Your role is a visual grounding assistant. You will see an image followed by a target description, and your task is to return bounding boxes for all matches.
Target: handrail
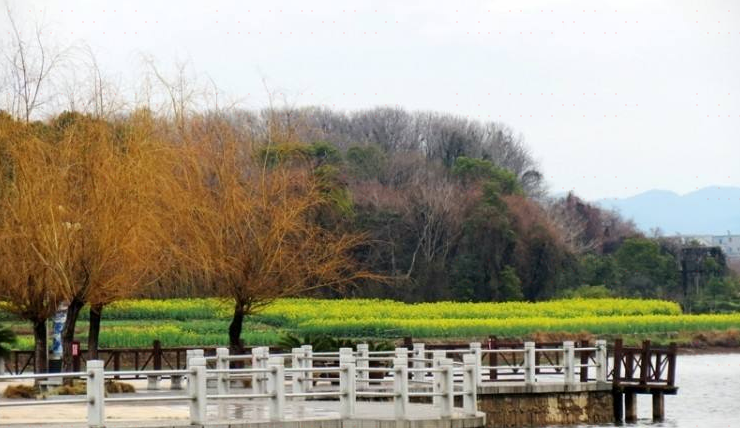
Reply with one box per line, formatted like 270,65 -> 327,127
0,339 -> 653,427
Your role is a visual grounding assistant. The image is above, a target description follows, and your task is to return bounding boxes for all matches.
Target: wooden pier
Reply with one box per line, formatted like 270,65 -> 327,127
611,339 -> 678,423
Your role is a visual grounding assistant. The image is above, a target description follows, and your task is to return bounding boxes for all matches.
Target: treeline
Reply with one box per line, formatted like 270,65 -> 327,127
2,106 -> 739,376
239,108 -> 739,307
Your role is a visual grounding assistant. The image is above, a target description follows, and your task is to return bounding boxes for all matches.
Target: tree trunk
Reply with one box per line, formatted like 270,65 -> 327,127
32,319 -> 47,375
62,297 -> 84,372
87,304 -> 103,360
228,302 -> 245,353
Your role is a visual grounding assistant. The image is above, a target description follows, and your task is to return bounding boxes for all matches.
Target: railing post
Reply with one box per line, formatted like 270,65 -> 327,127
301,345 -> 313,391
291,347 -> 305,398
462,354 -> 478,416
667,343 -> 677,387
86,360 -> 105,428
393,356 -> 409,420
595,340 -> 608,383
267,356 -> 285,421
188,357 -> 207,425
469,342 -> 482,386
613,338 -> 623,386
640,340 -> 651,385
563,341 -> 575,385
412,343 -> 425,384
439,358 -> 454,418
356,343 -> 369,390
216,347 -> 230,394
252,347 -> 266,394
395,346 -> 407,360
432,350 -> 445,406
524,341 -> 536,386
339,347 -> 353,388
488,336 -> 498,381
216,347 -> 229,419
339,347 -> 353,362
340,354 -> 356,418
147,340 -> 162,390
0,356 -> 5,375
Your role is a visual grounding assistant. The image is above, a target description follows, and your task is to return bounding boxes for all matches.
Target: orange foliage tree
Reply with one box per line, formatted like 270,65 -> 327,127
0,112 -> 174,371
0,117 -> 66,373
172,121 -> 374,351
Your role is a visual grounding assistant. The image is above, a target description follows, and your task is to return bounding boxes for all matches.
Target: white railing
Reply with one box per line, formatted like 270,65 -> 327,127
0,346 -> 477,426
0,340 -> 608,427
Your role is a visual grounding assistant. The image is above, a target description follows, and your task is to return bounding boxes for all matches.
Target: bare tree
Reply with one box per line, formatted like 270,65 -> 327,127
2,5 -> 67,121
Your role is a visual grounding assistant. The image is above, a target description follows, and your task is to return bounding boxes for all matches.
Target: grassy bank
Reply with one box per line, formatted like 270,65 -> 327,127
2,298 -> 739,350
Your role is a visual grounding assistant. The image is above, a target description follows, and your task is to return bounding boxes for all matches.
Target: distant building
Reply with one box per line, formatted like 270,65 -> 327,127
673,231 -> 740,259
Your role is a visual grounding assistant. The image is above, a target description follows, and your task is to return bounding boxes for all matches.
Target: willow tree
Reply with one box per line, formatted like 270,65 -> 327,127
174,123 -> 373,351
0,123 -> 65,374
46,114 -> 174,367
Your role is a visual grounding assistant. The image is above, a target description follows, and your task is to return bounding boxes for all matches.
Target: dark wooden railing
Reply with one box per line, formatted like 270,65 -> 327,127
610,338 -> 677,391
2,341 -> 281,375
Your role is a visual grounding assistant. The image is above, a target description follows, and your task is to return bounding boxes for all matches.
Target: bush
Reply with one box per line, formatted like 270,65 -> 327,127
3,384 -> 38,399
106,381 -> 136,394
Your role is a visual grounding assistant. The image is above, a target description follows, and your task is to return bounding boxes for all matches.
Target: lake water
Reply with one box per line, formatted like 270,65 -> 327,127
581,353 -> 740,428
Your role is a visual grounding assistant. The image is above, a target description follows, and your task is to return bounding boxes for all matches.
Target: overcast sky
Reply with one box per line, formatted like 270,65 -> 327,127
4,0 -> 740,200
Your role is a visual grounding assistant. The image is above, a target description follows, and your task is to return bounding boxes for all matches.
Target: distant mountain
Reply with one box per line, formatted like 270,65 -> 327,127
595,187 -> 740,235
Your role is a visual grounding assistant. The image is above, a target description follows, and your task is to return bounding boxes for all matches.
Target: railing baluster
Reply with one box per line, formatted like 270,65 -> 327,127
563,341 -> 575,385
340,354 -> 356,418
412,343 -> 425,384
291,347 -> 305,398
595,340 -> 607,383
216,347 -> 229,419
462,354 -> 478,416
432,350 -> 445,406
356,343 -> 369,390
188,357 -> 207,425
469,342 -> 482,386
439,358 -> 454,418
86,360 -> 105,428
524,342 -> 536,385
267,357 -> 285,421
301,345 -> 313,391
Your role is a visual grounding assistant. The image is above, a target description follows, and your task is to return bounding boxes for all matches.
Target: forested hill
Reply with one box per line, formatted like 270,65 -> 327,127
1,107 -> 737,314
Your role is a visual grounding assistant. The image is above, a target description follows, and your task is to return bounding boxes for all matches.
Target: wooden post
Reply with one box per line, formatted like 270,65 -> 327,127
147,340 -> 162,390
640,340 -> 651,385
579,339 -> 589,382
113,351 -> 121,380
667,343 -> 677,387
403,336 -> 413,349
613,338 -> 623,385
652,392 -> 665,421
613,391 -> 624,422
153,340 -> 162,370
488,336 -> 498,381
625,392 -> 637,422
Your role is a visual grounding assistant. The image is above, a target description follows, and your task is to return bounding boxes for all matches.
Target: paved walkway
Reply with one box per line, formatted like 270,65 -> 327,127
0,396 -> 484,428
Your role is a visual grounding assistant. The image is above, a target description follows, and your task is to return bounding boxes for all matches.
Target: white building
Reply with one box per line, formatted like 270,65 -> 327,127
674,232 -> 740,259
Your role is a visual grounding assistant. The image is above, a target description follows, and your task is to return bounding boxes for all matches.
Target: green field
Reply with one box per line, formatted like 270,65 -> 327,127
2,298 -> 739,350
